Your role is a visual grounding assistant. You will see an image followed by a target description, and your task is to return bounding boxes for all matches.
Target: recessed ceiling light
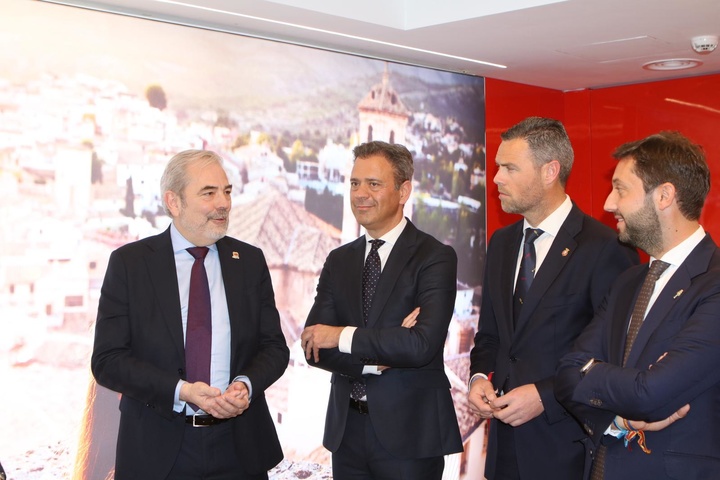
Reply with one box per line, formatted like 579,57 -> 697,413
642,58 -> 703,71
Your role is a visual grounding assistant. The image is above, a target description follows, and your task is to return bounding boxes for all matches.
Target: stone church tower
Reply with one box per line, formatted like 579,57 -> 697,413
357,64 -> 410,145
342,65 -> 413,242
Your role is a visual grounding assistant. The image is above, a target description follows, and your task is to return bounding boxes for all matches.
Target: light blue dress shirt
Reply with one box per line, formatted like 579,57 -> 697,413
170,224 -> 251,414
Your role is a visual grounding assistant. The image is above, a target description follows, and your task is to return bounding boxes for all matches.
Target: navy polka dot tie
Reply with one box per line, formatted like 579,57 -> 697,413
352,239 -> 385,400
362,239 -> 385,324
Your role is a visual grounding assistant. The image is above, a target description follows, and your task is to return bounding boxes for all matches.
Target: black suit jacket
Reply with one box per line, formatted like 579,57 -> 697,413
91,228 -> 288,479
470,204 -> 639,479
556,234 -> 720,479
305,220 -> 463,459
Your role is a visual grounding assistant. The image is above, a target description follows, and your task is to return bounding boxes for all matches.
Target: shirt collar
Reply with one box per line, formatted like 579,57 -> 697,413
653,226 -> 705,268
523,195 -> 573,238
365,216 -> 407,248
170,222 -> 218,254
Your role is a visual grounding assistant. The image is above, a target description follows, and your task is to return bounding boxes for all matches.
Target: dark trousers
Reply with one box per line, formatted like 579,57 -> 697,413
332,407 -> 445,480
167,421 -> 268,480
494,421 -> 521,480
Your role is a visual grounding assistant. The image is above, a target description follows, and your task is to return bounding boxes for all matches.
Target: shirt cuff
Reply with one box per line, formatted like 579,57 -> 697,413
232,375 -> 253,401
363,365 -> 383,375
605,418 -> 624,438
174,380 -> 185,413
469,372 -> 489,389
339,326 -> 356,353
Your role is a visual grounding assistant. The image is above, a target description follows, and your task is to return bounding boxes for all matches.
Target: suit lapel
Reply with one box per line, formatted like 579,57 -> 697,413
216,238 -> 243,368
348,236 -> 367,327
500,223 -> 523,337
145,228 -> 185,360
514,205 -> 582,334
365,222 -> 417,328
625,234 -> 715,366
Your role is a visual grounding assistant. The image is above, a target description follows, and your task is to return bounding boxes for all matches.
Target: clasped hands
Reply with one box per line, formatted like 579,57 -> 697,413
468,379 -> 544,427
300,307 -> 421,363
180,380 -> 250,419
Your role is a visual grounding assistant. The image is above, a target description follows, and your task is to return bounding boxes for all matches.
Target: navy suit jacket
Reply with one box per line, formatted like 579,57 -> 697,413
305,220 -> 463,459
91,228 -> 289,479
470,204 -> 639,480
556,234 -> 720,479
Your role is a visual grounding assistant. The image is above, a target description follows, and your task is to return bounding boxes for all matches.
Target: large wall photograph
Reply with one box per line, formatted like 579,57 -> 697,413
0,1 -> 487,478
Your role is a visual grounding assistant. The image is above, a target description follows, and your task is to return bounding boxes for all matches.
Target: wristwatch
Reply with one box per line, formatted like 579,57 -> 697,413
580,358 -> 601,377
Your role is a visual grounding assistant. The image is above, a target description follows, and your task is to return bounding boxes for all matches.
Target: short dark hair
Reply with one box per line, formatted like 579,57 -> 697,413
613,131 -> 709,221
501,117 -> 574,185
353,141 -> 414,189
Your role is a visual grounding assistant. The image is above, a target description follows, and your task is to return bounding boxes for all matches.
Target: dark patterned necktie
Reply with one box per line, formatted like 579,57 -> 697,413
185,247 -> 212,389
352,239 -> 385,401
513,228 -> 543,326
623,259 -> 670,365
362,239 -> 385,324
591,259 -> 670,480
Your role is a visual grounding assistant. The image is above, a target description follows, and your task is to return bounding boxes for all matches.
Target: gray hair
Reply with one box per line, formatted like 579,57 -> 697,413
160,150 -> 224,214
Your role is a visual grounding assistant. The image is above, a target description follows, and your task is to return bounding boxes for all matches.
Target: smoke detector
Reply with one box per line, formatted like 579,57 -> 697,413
691,35 -> 718,54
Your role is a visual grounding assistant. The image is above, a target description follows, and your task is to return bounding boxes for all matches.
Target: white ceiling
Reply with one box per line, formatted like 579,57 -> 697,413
43,0 -> 720,91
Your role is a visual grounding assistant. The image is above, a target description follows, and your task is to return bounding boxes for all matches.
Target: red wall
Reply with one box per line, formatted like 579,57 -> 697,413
485,73 -> 720,242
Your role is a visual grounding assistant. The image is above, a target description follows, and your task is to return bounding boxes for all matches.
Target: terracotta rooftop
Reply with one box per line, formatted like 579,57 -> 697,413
227,189 -> 341,273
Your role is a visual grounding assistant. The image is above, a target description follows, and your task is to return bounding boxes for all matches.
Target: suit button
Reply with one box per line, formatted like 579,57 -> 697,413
510,356 -> 518,363
178,368 -> 185,376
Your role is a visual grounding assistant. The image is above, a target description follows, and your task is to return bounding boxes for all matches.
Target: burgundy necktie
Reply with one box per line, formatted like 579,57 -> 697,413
352,239 -> 385,401
185,247 -> 212,389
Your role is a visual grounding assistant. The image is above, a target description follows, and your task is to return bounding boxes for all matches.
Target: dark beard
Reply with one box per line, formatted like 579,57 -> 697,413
619,196 -> 662,256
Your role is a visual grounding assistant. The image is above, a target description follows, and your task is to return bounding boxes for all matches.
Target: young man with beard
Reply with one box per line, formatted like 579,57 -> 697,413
555,131 -> 720,479
92,150 -> 288,479
468,117 -> 639,480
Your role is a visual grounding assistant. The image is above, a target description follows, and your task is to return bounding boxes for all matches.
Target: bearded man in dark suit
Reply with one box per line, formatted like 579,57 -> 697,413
556,131 -> 720,479
92,150 -> 288,480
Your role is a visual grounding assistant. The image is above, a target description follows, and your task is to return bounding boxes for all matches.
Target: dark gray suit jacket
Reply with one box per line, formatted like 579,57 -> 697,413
305,220 -> 463,459
470,204 -> 639,479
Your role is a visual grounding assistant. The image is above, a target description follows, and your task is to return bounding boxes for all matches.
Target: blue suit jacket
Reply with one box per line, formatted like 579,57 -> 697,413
470,204 -> 639,480
556,234 -> 720,479
92,228 -> 289,479
305,220 -> 463,459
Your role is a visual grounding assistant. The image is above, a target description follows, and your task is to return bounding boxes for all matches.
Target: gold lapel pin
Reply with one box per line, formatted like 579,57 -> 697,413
673,289 -> 683,299
232,251 -> 240,260
562,248 -> 570,257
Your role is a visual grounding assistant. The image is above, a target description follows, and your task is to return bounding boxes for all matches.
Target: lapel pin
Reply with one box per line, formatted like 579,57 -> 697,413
562,248 -> 570,257
232,251 -> 239,260
673,289 -> 683,299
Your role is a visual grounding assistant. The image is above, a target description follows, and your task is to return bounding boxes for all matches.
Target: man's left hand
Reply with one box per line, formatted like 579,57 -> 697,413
301,325 -> 344,362
490,384 -> 545,427
205,381 -> 250,418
